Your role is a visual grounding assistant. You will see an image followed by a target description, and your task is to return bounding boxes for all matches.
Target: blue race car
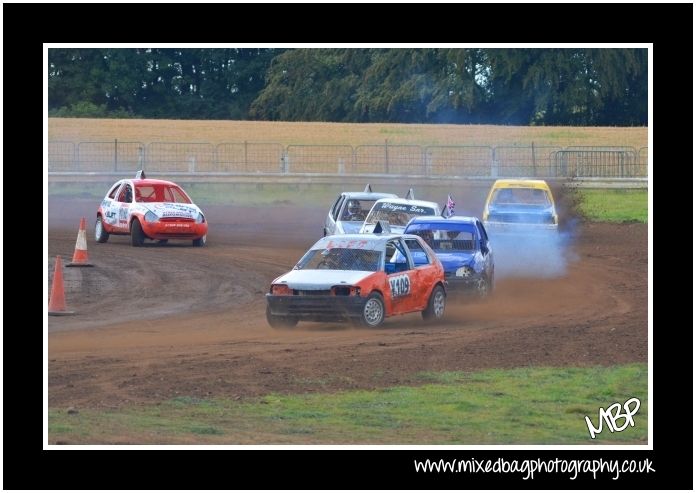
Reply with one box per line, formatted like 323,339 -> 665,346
404,215 -> 494,297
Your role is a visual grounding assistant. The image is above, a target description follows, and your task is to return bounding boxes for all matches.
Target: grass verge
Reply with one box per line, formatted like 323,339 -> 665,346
49,364 -> 647,445
573,189 -> 647,223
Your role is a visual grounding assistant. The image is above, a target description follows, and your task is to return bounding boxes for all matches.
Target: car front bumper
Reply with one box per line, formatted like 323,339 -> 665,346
444,272 -> 487,293
141,222 -> 208,240
266,294 -> 365,322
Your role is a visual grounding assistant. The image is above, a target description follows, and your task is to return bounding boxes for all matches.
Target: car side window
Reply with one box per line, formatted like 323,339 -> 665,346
107,183 -> 121,199
404,238 -> 432,266
117,183 -> 133,203
332,195 -> 345,221
384,239 -> 410,274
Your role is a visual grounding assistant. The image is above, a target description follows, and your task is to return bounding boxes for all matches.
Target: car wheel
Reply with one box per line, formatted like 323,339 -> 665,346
422,285 -> 446,321
193,235 -> 206,247
474,277 -> 490,299
357,292 -> 385,327
130,219 -> 144,247
265,305 -> 298,328
95,216 -> 109,243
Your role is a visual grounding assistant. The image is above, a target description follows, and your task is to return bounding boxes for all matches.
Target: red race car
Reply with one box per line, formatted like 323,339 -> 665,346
95,171 -> 208,247
266,233 -> 447,327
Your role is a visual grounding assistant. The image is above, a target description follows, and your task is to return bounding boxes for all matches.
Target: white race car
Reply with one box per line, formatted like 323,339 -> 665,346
324,184 -> 397,236
359,190 -> 441,234
95,171 -> 208,247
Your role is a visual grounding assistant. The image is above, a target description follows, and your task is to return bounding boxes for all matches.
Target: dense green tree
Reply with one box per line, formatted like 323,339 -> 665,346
48,48 -> 647,125
48,48 -> 284,119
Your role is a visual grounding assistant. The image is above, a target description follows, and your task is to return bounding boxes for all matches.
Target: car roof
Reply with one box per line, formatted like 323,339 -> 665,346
491,179 -> 551,191
407,215 -> 480,226
342,192 -> 398,200
372,197 -> 440,208
311,233 -> 424,251
129,179 -> 181,186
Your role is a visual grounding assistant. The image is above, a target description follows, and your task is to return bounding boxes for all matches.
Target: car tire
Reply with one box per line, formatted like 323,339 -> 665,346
422,284 -> 446,321
475,277 -> 491,299
95,216 -> 109,243
192,235 -> 206,247
130,219 -> 144,247
265,305 -> 298,329
357,292 -> 385,327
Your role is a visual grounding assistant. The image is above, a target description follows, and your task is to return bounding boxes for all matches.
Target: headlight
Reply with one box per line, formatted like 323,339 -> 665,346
196,213 -> 205,224
455,266 -> 474,278
144,211 -> 158,223
271,284 -> 292,295
332,286 -> 361,296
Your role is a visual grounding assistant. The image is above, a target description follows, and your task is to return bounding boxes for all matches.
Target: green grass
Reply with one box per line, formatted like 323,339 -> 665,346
48,364 -> 647,445
574,189 -> 648,223
47,182 -> 340,207
47,181 -> 465,207
185,182 -> 339,206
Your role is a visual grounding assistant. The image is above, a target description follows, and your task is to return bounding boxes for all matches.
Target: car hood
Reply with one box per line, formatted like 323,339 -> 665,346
140,202 -> 202,219
487,204 -> 554,215
274,269 -> 372,289
434,252 -> 476,271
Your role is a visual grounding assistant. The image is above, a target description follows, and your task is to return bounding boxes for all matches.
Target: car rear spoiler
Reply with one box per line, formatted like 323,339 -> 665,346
364,184 -> 373,193
405,188 -> 415,199
135,170 -> 146,179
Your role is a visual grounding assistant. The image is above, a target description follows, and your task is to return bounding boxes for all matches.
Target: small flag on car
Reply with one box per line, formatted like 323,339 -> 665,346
446,194 -> 455,217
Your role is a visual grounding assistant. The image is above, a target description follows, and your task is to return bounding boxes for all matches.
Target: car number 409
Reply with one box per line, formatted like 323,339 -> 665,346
389,274 -> 411,298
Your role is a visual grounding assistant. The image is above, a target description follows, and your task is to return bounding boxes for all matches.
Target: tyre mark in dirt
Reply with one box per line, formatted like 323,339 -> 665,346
48,198 -> 648,409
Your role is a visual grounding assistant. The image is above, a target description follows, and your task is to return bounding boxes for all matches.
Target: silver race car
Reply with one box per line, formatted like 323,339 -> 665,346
323,184 -> 397,236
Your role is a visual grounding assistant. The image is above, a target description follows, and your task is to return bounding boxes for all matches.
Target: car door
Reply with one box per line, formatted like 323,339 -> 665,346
114,182 -> 133,233
384,238 -> 420,315
402,237 -> 435,311
101,181 -> 123,230
475,220 -> 493,277
325,194 -> 345,236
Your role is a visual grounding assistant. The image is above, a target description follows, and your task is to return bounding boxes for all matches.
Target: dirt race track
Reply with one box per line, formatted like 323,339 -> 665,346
48,195 -> 648,410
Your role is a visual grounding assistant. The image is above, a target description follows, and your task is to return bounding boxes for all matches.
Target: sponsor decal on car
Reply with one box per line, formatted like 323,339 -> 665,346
376,202 -> 431,215
161,211 -> 194,218
154,203 -> 196,213
389,273 -> 411,298
324,238 -> 370,250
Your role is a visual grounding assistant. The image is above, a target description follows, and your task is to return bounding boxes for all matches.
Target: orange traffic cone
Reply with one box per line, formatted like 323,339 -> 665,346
66,217 -> 94,267
49,256 -> 75,316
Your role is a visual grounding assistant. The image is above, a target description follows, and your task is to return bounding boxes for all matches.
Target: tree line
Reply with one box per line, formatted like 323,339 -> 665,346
48,48 -> 647,125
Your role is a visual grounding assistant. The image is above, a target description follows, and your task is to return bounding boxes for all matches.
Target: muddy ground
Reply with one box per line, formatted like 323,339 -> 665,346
47,191 -> 647,409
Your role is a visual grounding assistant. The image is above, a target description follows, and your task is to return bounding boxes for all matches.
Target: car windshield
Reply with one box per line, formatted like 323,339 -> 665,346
135,184 -> 192,204
296,248 -> 382,271
364,203 -> 436,227
340,199 -> 377,221
492,188 -> 550,206
405,224 -> 477,252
